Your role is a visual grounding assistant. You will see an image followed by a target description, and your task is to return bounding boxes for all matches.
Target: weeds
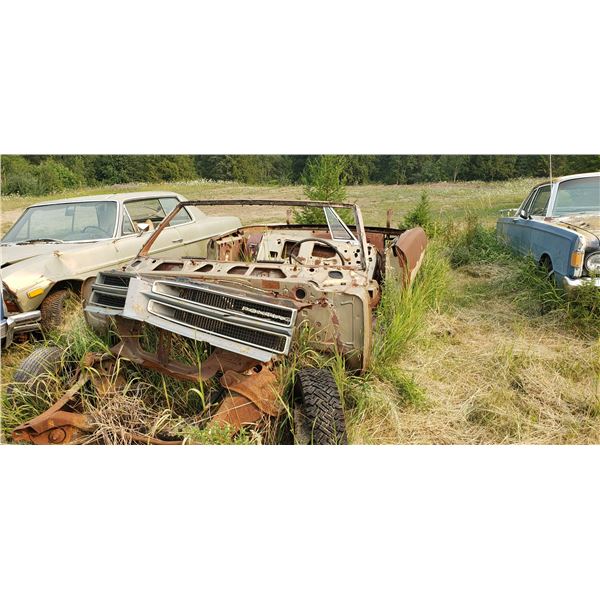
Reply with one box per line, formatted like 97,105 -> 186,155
372,241 -> 449,368
345,241 -> 449,442
507,258 -> 600,337
440,212 -> 513,268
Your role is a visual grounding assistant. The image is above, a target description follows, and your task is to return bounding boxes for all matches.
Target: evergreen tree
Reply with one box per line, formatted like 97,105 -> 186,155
402,191 -> 433,234
295,155 -> 349,224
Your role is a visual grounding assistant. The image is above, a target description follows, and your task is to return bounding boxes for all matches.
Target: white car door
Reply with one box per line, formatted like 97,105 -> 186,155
143,198 -> 239,259
114,196 -> 240,262
112,197 -> 184,261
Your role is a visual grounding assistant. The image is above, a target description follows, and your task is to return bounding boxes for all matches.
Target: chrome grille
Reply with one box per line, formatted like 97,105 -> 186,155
141,280 -> 297,356
94,292 -> 126,309
88,271 -> 134,312
171,307 -> 287,353
153,281 -> 295,327
101,274 -> 132,288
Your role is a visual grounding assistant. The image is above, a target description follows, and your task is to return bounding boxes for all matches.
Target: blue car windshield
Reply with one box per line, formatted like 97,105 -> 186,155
2,201 -> 118,243
552,176 -> 600,216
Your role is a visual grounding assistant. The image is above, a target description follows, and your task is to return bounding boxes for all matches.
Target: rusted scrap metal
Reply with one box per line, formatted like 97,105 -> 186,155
12,347 -> 282,445
211,394 -> 264,431
13,352 -> 125,445
391,226 -> 428,284
221,365 -> 281,417
113,319 -> 261,383
212,364 -> 281,431
13,372 -> 94,445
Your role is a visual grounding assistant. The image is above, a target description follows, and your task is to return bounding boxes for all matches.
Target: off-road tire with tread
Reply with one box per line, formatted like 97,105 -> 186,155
40,289 -> 70,332
6,345 -> 65,401
294,368 -> 347,445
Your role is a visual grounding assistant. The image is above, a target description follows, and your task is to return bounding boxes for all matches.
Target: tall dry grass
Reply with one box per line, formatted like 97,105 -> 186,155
348,214 -> 600,444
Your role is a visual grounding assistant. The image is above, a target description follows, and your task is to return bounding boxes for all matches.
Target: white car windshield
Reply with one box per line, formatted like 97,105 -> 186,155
2,201 -> 118,243
552,176 -> 600,216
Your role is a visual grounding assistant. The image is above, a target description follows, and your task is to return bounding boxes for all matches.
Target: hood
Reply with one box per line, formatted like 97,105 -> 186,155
0,242 -> 95,269
554,214 -> 600,238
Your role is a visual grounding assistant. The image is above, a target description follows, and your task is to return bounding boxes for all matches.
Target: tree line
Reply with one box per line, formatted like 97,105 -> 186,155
1,154 -> 599,196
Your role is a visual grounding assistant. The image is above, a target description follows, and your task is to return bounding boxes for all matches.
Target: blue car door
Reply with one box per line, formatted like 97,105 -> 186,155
520,184 -> 552,255
500,189 -> 536,254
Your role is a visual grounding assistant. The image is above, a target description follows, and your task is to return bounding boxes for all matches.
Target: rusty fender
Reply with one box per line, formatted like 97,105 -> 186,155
389,227 -> 428,285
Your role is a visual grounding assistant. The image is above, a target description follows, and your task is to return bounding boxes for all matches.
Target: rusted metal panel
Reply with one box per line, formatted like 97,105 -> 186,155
211,394 -> 264,431
388,227 -> 428,284
220,366 -> 281,417
12,372 -> 93,444
11,343 -> 284,444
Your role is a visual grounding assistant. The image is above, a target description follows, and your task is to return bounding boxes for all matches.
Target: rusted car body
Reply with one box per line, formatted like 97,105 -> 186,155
14,200 -> 427,444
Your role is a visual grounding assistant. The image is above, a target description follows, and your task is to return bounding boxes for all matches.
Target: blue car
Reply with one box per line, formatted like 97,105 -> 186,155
497,172 -> 600,290
1,279 -> 41,348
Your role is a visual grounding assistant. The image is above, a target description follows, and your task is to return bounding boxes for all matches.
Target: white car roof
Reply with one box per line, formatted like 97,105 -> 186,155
535,172 -> 600,187
28,191 -> 184,208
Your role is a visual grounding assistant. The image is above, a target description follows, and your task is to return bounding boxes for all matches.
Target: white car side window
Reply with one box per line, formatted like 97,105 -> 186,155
158,197 -> 192,226
521,189 -> 536,214
529,185 -> 551,216
122,209 -> 136,235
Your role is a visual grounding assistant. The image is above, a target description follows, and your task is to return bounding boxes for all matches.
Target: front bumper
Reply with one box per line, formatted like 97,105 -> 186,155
562,276 -> 600,290
1,310 -> 41,348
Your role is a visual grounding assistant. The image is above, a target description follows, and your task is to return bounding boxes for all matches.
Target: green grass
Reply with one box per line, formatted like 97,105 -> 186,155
2,178 -> 599,444
0,177 -> 543,230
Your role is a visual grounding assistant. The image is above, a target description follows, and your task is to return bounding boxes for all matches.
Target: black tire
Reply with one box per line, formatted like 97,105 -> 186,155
6,345 -> 66,401
293,368 -> 347,445
540,255 -> 554,276
539,256 -> 555,315
40,289 -> 70,332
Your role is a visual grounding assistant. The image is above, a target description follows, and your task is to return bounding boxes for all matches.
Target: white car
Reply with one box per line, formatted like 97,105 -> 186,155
0,192 -> 241,331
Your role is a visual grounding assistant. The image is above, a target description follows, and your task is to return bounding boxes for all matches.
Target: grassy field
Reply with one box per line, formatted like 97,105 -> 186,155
2,179 -> 599,444
0,177 -> 543,232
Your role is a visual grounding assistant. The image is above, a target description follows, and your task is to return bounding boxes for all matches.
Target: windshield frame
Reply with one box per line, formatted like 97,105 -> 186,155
1,199 -> 120,244
137,199 -> 369,270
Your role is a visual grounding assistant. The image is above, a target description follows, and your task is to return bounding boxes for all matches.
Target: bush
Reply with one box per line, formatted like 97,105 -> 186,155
1,156 -> 82,195
37,159 -> 82,194
402,191 -> 433,234
1,155 -> 38,195
3,170 -> 38,195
